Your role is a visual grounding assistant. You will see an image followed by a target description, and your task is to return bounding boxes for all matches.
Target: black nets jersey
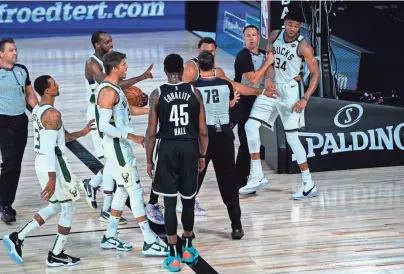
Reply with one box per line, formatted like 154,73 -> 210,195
156,82 -> 200,140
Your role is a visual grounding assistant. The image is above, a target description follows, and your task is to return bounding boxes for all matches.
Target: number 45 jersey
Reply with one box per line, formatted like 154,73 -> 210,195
157,82 -> 200,140
272,29 -> 305,84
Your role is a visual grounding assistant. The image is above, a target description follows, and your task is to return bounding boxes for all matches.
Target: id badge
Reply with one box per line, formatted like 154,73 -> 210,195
215,122 -> 222,132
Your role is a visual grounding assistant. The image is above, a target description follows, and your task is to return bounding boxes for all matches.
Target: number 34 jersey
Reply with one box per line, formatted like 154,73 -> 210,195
157,82 -> 200,140
272,29 -> 305,84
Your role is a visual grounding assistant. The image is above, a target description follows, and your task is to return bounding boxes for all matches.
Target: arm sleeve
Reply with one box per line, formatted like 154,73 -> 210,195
41,130 -> 58,172
98,108 -> 128,139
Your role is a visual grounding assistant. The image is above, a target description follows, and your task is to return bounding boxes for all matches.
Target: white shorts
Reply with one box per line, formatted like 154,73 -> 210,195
86,103 -> 104,159
103,137 -> 140,189
249,79 -> 305,131
35,154 -> 80,204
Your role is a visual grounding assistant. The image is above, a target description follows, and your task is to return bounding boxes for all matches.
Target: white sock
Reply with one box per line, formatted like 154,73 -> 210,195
251,159 -> 263,174
89,171 -> 103,188
18,219 -> 40,240
139,220 -> 157,244
52,233 -> 68,255
301,169 -> 312,183
106,215 -> 120,238
103,193 -> 113,212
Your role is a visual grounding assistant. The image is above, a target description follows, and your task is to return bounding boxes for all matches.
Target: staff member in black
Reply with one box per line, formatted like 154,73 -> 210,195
232,25 -> 273,191
0,38 -> 38,223
192,51 -> 244,239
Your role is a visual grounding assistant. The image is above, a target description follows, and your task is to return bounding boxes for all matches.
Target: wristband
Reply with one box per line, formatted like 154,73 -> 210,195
199,154 -> 206,158
301,97 -> 308,101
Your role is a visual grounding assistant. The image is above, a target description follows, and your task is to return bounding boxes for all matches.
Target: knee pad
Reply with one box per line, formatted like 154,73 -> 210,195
111,186 -> 129,211
127,183 -> 145,218
59,203 -> 76,228
38,203 -> 61,222
285,131 -> 307,164
245,119 -> 262,154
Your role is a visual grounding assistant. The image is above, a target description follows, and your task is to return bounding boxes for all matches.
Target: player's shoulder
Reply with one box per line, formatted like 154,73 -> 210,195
14,63 -> 29,74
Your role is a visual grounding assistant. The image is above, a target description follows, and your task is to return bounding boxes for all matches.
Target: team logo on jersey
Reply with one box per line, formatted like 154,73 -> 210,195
291,44 -> 296,48
69,187 -> 78,198
121,172 -> 130,183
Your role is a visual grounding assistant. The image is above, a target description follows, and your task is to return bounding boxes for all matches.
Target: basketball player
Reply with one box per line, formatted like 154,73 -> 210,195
192,51 -> 244,239
239,10 -> 320,199
3,75 -> 94,266
96,51 -> 168,255
145,53 -> 208,271
82,30 -> 151,225
145,37 -> 269,219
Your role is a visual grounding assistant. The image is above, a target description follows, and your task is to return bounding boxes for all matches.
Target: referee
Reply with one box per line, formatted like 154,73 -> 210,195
0,38 -> 38,223
232,25 -> 273,190
192,51 -> 243,239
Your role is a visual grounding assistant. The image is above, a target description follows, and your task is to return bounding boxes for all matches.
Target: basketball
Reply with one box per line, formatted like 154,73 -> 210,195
124,86 -> 148,107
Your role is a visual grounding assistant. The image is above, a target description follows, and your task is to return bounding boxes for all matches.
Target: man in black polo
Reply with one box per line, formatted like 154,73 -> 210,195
232,25 -> 273,191
0,38 -> 38,223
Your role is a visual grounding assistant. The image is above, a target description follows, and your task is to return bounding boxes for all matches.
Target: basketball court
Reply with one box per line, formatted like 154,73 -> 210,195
1,31 -> 404,274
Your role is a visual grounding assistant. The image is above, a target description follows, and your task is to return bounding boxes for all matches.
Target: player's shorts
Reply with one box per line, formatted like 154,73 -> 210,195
86,103 -> 104,159
152,139 -> 199,199
35,153 -> 80,204
103,136 -> 140,189
249,79 -> 305,131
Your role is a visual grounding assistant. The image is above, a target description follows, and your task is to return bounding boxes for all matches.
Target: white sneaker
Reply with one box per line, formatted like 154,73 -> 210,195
146,203 -> 165,225
292,181 -> 319,200
239,173 -> 269,195
142,236 -> 169,256
100,233 -> 132,251
176,200 -> 207,216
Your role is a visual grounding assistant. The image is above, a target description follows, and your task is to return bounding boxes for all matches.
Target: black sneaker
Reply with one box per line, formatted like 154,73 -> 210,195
231,228 -> 244,240
3,232 -> 24,264
80,179 -> 98,209
4,206 -> 16,216
1,206 -> 16,223
46,250 -> 80,267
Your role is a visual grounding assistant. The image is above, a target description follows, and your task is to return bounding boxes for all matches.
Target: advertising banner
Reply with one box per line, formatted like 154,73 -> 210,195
215,1 -> 261,57
0,1 -> 185,38
286,97 -> 404,173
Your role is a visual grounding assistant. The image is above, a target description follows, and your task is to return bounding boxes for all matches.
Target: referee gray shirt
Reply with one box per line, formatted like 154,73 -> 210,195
0,64 -> 31,116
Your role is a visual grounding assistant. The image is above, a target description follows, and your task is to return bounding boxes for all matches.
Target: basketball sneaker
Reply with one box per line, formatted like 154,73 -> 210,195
146,203 -> 165,225
292,181 -> 319,200
142,236 -> 170,256
231,228 -> 244,240
3,232 -> 23,264
80,179 -> 97,209
181,243 -> 199,263
46,250 -> 80,267
99,210 -> 127,225
239,173 -> 269,195
163,254 -> 181,272
176,200 -> 207,216
100,233 -> 133,251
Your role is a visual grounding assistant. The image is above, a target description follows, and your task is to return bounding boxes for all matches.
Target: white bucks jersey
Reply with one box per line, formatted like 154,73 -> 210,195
32,104 -> 66,155
86,55 -> 105,103
95,81 -> 132,139
192,78 -> 232,125
273,29 -> 304,83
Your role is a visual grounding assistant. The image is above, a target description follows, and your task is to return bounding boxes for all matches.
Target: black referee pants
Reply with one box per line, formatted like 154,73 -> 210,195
0,113 -> 28,207
197,126 -> 242,230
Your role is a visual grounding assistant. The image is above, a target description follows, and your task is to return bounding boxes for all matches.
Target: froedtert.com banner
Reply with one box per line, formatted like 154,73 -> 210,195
0,1 -> 185,38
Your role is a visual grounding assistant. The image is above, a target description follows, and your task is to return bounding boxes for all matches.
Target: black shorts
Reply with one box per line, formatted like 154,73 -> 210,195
152,139 -> 199,199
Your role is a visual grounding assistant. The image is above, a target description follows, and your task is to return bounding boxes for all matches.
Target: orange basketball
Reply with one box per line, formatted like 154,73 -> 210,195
124,86 -> 148,107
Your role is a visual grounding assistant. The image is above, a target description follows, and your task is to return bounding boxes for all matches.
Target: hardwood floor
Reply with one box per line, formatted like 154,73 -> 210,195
1,30 -> 404,273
